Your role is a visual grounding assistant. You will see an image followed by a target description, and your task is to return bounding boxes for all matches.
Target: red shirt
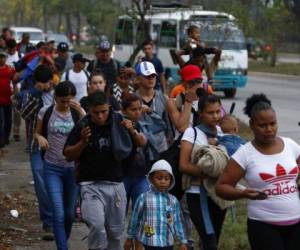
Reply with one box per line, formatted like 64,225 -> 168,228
0,65 -> 15,105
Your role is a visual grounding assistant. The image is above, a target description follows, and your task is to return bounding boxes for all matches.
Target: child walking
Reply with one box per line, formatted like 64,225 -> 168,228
125,160 -> 188,250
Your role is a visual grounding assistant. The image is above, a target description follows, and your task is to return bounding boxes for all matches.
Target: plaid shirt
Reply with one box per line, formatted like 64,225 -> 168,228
127,187 -> 187,247
20,88 -> 43,153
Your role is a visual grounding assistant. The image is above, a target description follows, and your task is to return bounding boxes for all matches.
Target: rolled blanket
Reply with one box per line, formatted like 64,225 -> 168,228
191,144 -> 233,209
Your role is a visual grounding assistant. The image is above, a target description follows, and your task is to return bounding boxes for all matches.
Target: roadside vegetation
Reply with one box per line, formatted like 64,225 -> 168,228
249,60 -> 300,76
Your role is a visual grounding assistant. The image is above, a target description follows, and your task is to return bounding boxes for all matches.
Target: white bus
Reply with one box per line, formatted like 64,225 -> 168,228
114,7 -> 248,98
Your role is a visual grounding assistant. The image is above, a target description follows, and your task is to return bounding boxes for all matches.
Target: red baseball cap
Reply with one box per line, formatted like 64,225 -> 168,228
180,64 -> 203,82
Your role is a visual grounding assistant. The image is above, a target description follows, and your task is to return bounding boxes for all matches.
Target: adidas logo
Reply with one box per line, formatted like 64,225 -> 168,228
259,164 -> 298,184
259,164 -> 299,196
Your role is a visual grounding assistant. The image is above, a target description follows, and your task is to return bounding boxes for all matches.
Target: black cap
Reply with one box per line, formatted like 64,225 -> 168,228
57,42 -> 69,52
72,53 -> 90,63
97,40 -> 111,50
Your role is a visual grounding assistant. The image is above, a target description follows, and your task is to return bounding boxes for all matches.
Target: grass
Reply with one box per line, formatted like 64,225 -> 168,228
248,60 -> 300,76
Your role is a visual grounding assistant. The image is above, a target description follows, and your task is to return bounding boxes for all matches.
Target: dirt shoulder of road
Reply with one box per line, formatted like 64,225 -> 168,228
0,130 -> 87,250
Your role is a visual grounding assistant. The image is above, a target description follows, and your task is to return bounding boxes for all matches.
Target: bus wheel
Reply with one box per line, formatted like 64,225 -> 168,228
224,88 -> 237,98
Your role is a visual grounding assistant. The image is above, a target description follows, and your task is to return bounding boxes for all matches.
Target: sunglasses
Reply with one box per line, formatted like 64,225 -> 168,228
187,78 -> 202,85
145,74 -> 156,79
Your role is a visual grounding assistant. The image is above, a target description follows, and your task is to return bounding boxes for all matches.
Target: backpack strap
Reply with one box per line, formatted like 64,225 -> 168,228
70,107 -> 81,125
93,59 -> 98,72
41,105 -> 55,139
65,69 -> 70,81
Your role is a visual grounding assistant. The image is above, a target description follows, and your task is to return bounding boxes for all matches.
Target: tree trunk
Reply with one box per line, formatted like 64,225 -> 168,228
75,12 -> 81,46
270,39 -> 277,67
65,12 -> 72,41
57,12 -> 62,33
128,43 -> 143,65
43,6 -> 48,33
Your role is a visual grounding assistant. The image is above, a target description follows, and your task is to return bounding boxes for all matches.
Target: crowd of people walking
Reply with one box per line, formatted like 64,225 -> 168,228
1,25 -> 300,250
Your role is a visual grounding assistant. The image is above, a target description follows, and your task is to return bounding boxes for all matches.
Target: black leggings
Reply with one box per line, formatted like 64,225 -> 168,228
247,218 -> 300,250
186,193 -> 227,250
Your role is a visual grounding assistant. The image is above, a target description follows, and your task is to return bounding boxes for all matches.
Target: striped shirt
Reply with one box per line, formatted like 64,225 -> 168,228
112,83 -> 134,104
127,188 -> 187,247
20,88 -> 44,153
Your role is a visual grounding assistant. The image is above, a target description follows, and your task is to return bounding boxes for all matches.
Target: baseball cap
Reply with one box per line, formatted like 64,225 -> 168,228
57,42 -> 69,52
72,53 -> 90,63
180,64 -> 203,82
97,40 -> 111,50
135,61 -> 157,77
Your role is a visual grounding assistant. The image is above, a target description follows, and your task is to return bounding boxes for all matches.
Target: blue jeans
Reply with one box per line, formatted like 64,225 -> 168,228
29,151 -> 52,229
44,161 -> 79,250
123,176 -> 149,210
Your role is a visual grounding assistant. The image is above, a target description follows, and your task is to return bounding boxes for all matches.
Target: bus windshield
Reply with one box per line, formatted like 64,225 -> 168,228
180,20 -> 246,50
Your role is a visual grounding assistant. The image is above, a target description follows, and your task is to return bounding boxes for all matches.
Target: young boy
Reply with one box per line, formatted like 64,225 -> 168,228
125,160 -> 187,250
112,67 -> 134,104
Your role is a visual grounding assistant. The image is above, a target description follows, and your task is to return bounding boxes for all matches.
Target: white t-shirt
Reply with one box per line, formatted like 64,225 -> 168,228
232,137 -> 300,222
6,52 -> 20,67
61,69 -> 89,101
181,126 -> 222,193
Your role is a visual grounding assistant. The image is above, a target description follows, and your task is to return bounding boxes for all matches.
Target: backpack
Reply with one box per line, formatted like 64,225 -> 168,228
40,105 -> 81,159
159,127 -> 197,200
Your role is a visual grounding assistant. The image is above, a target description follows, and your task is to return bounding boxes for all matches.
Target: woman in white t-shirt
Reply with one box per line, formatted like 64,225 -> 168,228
179,91 -> 226,250
216,94 -> 300,250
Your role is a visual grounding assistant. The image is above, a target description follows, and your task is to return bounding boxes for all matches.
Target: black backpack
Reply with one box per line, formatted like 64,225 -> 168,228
159,127 -> 197,200
40,105 -> 81,159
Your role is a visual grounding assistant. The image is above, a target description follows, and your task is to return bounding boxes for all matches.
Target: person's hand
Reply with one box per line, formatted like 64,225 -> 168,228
179,244 -> 188,250
208,138 -> 218,146
80,126 -> 91,144
70,99 -> 85,116
141,105 -> 152,114
121,119 -> 134,133
185,87 -> 199,103
120,67 -> 135,76
242,189 -> 267,200
124,239 -> 133,250
36,135 -> 49,150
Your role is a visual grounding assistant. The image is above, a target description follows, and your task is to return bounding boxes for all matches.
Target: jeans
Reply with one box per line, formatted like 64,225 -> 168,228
0,104 -> 12,147
29,151 -> 52,229
44,161 -> 79,250
123,176 -> 149,210
247,219 -> 300,250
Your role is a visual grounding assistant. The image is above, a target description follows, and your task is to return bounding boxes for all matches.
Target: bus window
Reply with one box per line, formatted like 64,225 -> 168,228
180,20 -> 246,50
115,19 -> 133,45
159,21 -> 176,48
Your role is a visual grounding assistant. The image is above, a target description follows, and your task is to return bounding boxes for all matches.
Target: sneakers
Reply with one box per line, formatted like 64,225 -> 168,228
42,227 -> 54,241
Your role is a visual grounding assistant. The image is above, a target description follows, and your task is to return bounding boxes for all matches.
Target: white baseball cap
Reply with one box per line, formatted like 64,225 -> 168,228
135,61 -> 157,77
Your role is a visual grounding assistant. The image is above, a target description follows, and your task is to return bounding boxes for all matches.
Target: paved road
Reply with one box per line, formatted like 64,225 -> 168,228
221,72 -> 300,143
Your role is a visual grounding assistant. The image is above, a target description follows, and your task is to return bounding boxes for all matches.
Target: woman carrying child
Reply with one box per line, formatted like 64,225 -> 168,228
179,90 -> 226,250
